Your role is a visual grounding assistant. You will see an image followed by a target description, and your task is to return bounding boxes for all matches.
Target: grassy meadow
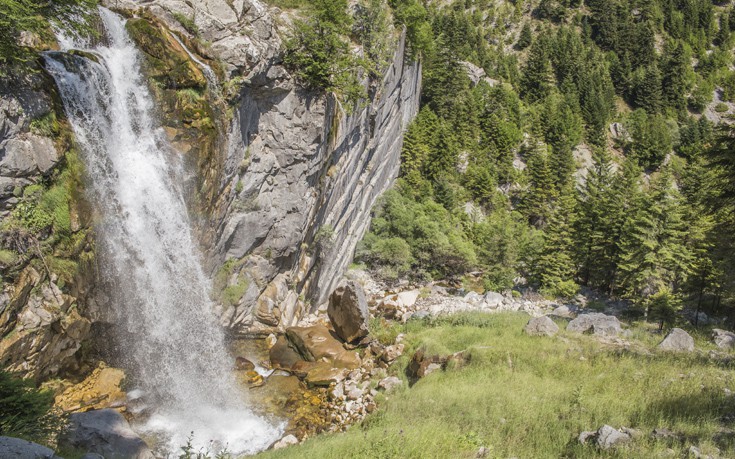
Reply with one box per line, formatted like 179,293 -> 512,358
256,313 -> 735,459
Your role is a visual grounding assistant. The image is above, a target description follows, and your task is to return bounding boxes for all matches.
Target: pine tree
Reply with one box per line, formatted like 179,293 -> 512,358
536,185 -> 579,298
662,42 -> 691,112
617,168 -> 691,310
516,22 -> 533,50
634,63 -> 664,113
522,142 -> 555,227
520,39 -> 553,103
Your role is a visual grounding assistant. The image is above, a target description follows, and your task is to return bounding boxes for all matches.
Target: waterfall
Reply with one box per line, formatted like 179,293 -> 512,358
44,7 -> 282,454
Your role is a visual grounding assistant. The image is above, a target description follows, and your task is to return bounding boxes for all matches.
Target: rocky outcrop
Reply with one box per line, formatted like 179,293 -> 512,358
0,436 -> 62,459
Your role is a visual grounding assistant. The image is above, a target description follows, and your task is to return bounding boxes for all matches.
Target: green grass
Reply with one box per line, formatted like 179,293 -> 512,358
257,313 -> 735,459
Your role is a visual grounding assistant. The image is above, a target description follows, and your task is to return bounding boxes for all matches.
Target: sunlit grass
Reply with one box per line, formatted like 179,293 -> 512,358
256,313 -> 735,459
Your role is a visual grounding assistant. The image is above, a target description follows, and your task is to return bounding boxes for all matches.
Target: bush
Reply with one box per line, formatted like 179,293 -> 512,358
0,369 -> 63,443
540,279 -> 579,300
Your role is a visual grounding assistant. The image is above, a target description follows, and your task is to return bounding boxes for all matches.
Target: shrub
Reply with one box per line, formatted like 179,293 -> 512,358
0,369 -> 63,444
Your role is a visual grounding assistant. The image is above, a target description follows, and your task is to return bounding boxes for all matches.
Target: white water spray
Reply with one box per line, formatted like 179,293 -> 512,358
44,8 -> 282,454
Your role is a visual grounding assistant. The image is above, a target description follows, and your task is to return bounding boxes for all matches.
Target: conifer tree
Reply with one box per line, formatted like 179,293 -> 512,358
634,63 -> 664,113
535,185 -> 578,298
520,39 -> 553,103
662,42 -> 691,112
617,168 -> 691,309
517,22 -> 533,50
522,142 -> 555,227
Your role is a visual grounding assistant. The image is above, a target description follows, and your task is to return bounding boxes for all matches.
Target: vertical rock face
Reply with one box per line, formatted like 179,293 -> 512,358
216,32 -> 420,332
106,0 -> 420,334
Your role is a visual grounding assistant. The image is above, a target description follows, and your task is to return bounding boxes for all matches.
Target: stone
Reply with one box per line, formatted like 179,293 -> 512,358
285,324 -> 361,370
550,305 -> 577,319
272,434 -> 298,449
269,335 -> 303,372
596,425 -> 630,449
651,427 -> 678,440
484,292 -> 504,308
578,431 -> 597,445
712,329 -> 735,349
0,436 -> 62,458
54,365 -> 127,413
658,328 -> 695,352
381,343 -> 405,363
59,409 -> 154,459
396,289 -> 420,309
235,356 -> 255,371
406,348 -> 447,380
304,363 -> 346,386
377,376 -> 402,392
567,313 -> 622,337
265,333 -> 278,349
328,282 -> 370,343
524,316 -> 559,337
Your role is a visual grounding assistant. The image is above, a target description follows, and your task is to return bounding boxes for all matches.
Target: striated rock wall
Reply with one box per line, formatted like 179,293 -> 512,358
105,0 -> 421,334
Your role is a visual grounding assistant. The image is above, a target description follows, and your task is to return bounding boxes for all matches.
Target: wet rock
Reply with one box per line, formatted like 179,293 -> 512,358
305,363 -> 346,386
328,282 -> 370,343
0,436 -> 62,458
54,365 -> 126,413
658,328 -> 695,352
712,329 -> 735,349
524,316 -> 559,337
272,434 -> 298,449
59,409 -> 154,459
286,324 -> 360,370
235,356 -> 256,371
567,313 -> 622,337
269,335 -> 303,372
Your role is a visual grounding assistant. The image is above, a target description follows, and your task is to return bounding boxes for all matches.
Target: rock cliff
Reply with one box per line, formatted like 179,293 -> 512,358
0,0 -> 419,379
108,0 -> 421,333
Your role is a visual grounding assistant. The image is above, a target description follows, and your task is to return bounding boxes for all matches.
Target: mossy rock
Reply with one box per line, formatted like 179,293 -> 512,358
125,18 -> 206,90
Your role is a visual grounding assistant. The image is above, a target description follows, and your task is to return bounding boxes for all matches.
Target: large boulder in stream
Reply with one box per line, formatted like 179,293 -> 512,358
58,409 -> 154,459
328,281 -> 370,343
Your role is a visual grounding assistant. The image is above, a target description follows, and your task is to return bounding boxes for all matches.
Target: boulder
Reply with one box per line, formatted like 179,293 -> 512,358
596,425 -> 631,449
657,328 -> 695,352
406,348 -> 446,380
550,304 -> 577,319
578,425 -> 631,450
328,282 -> 370,343
272,434 -> 298,449
484,292 -> 504,308
567,313 -> 622,337
524,316 -> 559,337
285,325 -> 361,370
0,436 -> 62,458
304,362 -> 346,386
59,409 -> 154,459
269,335 -> 303,372
712,329 -> 735,349
396,290 -> 420,309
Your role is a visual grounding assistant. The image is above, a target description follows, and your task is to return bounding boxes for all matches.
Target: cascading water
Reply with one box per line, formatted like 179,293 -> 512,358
44,7 -> 282,454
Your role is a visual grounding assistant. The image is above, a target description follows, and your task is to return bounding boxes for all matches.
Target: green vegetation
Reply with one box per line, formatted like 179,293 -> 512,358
258,313 -> 735,458
213,258 -> 249,307
355,0 -> 735,323
0,369 -> 63,444
172,12 -> 199,36
0,0 -> 97,67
